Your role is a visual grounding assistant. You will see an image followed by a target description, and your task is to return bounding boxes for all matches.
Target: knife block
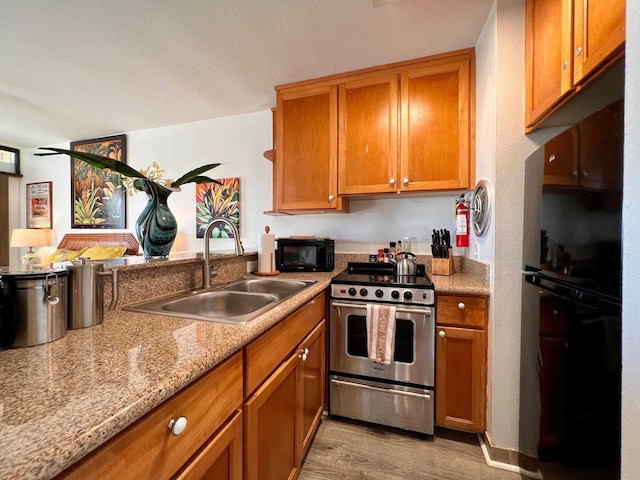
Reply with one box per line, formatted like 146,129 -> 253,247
431,249 -> 455,276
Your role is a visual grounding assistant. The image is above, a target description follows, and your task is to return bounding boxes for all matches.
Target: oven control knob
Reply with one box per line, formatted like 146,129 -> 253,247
360,288 -> 368,297
375,289 -> 384,298
348,287 -> 357,296
403,291 -> 413,301
391,290 -> 400,299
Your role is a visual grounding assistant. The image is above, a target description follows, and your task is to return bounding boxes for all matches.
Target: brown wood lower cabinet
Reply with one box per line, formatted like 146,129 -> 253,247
56,352 -> 243,480
175,409 -> 243,480
435,294 -> 488,433
244,320 -> 327,480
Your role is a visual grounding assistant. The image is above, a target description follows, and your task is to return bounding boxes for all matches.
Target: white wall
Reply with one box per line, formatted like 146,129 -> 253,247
18,111 -> 460,261
622,1 -> 640,478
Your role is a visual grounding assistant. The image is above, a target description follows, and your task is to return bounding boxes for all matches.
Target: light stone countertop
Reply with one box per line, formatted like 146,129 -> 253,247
0,258 -> 488,480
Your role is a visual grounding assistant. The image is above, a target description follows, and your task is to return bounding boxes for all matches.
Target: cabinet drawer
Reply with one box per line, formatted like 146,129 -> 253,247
57,352 -> 243,480
244,291 -> 326,397
436,294 -> 487,328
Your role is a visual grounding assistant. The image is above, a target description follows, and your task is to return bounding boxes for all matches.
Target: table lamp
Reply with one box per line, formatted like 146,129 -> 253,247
10,228 -> 52,266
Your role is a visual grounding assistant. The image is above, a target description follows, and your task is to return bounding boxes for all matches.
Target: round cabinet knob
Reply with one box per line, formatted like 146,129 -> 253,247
389,178 -> 396,185
553,310 -> 558,316
562,61 -> 568,71
328,194 -> 335,202
403,178 -> 409,185
375,289 -> 384,298
457,302 -> 465,310
438,330 -> 446,338
168,416 -> 188,436
548,154 -> 556,163
575,45 -> 582,56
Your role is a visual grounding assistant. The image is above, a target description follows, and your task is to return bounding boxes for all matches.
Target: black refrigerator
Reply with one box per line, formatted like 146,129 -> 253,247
521,99 -> 622,478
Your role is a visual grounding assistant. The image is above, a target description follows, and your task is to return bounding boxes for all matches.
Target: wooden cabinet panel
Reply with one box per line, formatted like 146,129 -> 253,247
436,294 -> 488,329
525,0 -> 574,126
298,320 -> 326,460
244,292 -> 326,397
525,0 -> 625,131
174,409 -> 243,480
244,350 -> 300,480
435,326 -> 486,432
57,352 -> 243,480
338,74 -> 398,195
275,85 -> 347,212
573,0 -> 625,84
400,58 -> 473,191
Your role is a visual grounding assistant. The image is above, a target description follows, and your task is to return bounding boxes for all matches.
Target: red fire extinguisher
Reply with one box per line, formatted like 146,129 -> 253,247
455,196 -> 470,248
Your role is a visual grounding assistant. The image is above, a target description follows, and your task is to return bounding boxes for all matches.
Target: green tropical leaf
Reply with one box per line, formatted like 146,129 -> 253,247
172,171 -> 223,188
36,147 -> 145,179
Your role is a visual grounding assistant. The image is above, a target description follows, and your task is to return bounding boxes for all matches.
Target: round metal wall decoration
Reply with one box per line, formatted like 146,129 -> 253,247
471,179 -> 492,237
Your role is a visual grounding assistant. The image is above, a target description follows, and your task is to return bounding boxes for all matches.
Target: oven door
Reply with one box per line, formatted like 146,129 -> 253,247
329,299 -> 435,387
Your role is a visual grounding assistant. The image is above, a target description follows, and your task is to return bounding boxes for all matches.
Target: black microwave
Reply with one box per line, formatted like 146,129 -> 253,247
275,238 -> 335,272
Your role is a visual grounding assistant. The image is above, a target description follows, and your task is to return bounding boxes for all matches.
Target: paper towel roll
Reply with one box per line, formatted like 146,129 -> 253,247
258,227 -> 276,273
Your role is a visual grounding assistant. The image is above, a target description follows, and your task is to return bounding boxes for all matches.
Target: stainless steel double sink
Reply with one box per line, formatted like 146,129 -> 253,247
124,277 -> 316,324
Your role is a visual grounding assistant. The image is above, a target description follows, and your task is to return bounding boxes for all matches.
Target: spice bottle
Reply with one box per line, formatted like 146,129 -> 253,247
383,248 -> 390,263
389,242 -> 396,261
377,249 -> 384,263
397,240 -> 403,254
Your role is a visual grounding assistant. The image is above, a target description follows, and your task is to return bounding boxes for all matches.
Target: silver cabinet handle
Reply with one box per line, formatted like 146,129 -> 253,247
575,45 -> 582,56
439,330 -> 446,338
562,61 -> 568,71
328,194 -> 335,202
389,178 -> 396,186
331,378 -> 431,400
168,416 -> 187,436
403,177 -> 409,185
457,302 -> 465,310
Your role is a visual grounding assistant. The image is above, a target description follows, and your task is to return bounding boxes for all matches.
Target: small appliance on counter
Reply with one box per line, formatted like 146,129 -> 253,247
0,267 -> 68,348
275,237 -> 334,272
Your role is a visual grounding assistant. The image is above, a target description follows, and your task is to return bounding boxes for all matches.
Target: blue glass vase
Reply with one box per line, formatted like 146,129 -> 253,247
134,179 -> 177,260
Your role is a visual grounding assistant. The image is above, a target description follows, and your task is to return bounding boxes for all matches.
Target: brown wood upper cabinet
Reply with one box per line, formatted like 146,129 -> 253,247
275,85 -> 347,212
525,0 -> 625,131
274,48 -> 475,211
338,52 -> 474,194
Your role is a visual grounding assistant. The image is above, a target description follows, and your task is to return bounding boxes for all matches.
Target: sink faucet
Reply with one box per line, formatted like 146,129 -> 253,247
203,218 -> 244,289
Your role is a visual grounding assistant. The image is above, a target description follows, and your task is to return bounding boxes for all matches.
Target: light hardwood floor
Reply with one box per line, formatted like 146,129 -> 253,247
299,417 -> 524,480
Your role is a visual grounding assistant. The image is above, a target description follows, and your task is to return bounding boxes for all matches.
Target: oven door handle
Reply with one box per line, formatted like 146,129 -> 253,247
330,301 -> 432,316
331,378 -> 432,400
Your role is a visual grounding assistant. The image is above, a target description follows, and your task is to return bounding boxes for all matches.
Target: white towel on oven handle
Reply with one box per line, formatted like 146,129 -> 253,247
366,303 -> 397,365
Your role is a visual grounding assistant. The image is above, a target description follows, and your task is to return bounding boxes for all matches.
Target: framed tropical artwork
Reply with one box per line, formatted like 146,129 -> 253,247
196,177 -> 240,238
70,135 -> 127,229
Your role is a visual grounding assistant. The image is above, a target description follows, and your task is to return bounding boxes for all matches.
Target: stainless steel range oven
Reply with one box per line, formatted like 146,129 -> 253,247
329,262 -> 435,434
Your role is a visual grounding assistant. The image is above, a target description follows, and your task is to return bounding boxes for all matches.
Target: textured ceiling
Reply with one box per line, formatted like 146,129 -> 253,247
0,0 -> 493,149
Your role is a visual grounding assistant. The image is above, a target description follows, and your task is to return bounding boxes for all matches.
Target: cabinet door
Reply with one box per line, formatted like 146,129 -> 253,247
338,74 -> 399,195
400,57 -> 473,191
435,326 -> 486,432
298,320 -> 326,461
175,410 -> 243,480
275,85 -> 346,212
573,0 -> 625,85
525,0 -> 574,127
245,350 -> 299,480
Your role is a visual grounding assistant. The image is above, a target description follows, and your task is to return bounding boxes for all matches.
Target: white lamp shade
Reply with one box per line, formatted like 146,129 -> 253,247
10,228 -> 52,249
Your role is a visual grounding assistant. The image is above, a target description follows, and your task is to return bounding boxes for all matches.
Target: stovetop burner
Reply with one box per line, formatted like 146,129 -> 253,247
332,262 -> 434,289
331,262 -> 434,305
